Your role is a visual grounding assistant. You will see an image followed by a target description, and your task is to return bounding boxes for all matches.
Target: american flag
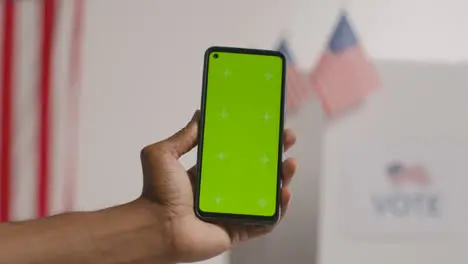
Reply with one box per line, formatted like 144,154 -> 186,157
310,12 -> 379,117
387,162 -> 430,187
276,39 -> 312,112
0,0 -> 84,222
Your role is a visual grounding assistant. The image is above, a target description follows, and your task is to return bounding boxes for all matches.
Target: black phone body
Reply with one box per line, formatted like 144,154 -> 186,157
194,46 -> 286,225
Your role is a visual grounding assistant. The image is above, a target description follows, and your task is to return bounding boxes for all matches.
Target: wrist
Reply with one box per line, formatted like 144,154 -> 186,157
131,198 -> 177,262
87,198 -> 176,264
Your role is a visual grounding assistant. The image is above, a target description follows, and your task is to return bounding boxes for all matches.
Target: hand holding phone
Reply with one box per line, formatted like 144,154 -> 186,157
195,47 -> 286,225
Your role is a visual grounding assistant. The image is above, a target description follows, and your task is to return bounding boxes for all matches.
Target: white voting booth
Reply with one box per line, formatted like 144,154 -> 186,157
325,61 -> 468,237
320,61 -> 468,263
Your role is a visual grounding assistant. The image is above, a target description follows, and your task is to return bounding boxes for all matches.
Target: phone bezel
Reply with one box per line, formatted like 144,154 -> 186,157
194,46 -> 287,225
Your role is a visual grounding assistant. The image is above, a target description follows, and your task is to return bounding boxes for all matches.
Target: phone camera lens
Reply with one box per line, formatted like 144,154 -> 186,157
213,54 -> 219,59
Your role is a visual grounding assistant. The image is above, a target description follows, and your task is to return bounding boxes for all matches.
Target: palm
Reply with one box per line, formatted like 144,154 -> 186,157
140,111 -> 296,263
160,156 -> 242,262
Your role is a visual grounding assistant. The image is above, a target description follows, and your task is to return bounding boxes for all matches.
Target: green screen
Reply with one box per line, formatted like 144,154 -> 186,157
199,51 -> 284,217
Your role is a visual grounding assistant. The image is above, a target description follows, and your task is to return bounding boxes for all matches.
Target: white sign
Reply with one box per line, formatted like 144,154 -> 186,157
341,139 -> 466,238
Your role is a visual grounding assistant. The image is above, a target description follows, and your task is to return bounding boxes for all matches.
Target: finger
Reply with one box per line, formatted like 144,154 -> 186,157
282,158 -> 297,187
283,128 -> 296,152
162,110 -> 200,157
280,187 -> 292,218
243,187 -> 292,238
187,165 -> 197,185
187,165 -> 196,177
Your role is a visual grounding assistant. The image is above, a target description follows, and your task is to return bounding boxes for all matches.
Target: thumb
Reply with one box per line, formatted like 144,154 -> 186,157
164,110 -> 200,157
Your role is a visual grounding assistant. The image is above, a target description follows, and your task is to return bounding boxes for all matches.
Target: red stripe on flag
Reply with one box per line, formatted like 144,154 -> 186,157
290,68 -> 306,106
286,66 -> 298,111
64,0 -> 85,211
310,47 -> 379,117
310,55 -> 332,115
285,65 -> 310,112
37,0 -> 57,218
1,0 -> 16,222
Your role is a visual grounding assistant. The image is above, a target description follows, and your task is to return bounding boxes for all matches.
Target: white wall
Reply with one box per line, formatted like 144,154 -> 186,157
78,1 -> 468,264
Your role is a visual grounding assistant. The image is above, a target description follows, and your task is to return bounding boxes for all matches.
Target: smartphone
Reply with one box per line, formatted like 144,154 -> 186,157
195,47 -> 286,225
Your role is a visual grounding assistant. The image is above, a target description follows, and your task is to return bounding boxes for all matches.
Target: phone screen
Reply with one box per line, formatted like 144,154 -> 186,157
197,48 -> 285,219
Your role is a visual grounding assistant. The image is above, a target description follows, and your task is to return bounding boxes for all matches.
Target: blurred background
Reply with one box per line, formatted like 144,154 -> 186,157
2,0 -> 468,263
